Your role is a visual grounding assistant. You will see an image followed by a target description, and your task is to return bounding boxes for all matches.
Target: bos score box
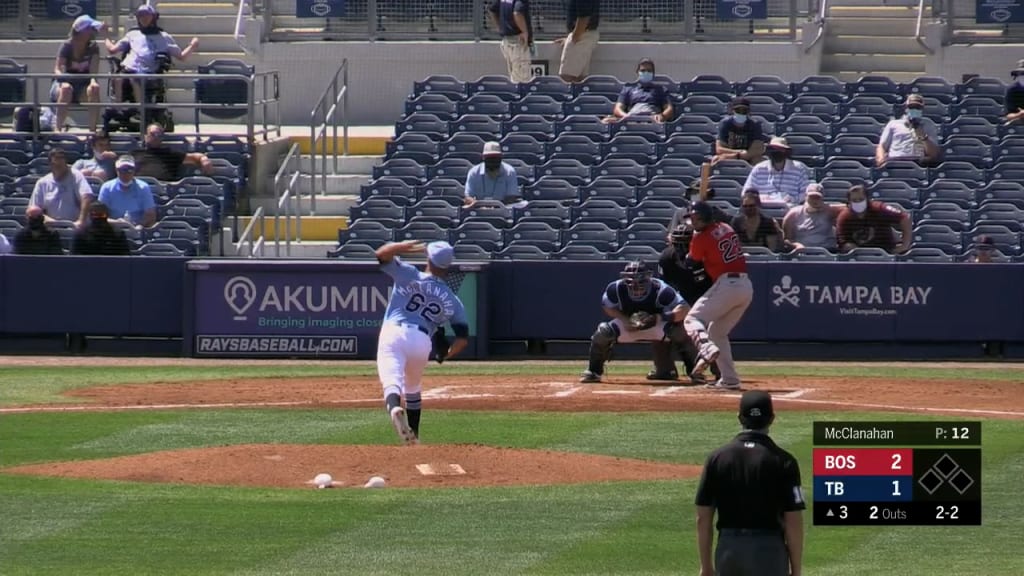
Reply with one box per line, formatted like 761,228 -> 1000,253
812,422 -> 982,526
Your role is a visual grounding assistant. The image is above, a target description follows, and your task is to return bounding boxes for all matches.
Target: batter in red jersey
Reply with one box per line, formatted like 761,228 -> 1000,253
684,201 -> 754,390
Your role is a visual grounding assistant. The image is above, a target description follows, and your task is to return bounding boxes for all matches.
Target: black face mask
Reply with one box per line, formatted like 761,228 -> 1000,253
484,157 -> 502,171
768,150 -> 788,164
28,216 -> 45,230
742,206 -> 759,216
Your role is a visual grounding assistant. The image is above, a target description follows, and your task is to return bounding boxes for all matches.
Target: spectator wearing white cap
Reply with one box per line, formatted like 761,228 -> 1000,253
464,141 -> 521,207
1005,59 -> 1024,125
876,93 -> 940,166
105,4 -> 199,105
97,155 -> 156,227
52,15 -> 106,132
742,136 -> 810,207
781,183 -> 842,251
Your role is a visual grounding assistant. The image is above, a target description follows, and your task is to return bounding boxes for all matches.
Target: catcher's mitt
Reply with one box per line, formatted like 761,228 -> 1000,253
431,327 -> 450,364
629,311 -> 657,331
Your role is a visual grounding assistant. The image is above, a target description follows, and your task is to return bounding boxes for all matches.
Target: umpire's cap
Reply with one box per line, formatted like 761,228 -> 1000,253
688,201 -> 715,222
739,391 -> 775,429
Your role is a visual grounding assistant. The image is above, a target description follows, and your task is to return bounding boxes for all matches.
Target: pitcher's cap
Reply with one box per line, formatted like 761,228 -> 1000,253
427,241 -> 454,269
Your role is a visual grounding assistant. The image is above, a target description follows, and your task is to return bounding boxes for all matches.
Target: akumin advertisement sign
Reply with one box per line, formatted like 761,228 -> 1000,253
189,263 -> 478,358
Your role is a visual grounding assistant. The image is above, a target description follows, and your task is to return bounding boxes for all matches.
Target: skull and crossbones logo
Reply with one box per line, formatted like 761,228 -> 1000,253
772,275 -> 801,307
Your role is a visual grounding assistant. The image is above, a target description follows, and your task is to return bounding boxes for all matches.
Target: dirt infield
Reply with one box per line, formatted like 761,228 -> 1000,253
4,366 -> 1022,490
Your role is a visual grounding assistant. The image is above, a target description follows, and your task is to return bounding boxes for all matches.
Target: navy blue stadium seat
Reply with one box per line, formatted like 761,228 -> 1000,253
497,244 -> 550,260
791,75 -> 846,101
777,114 -> 831,139
350,198 -> 405,228
452,243 -> 493,260
869,179 -> 919,209
953,96 -> 1003,118
657,135 -> 712,163
667,115 -> 718,142
514,200 -> 571,227
25,158 -> 51,176
405,199 -> 460,227
147,220 -> 200,249
610,244 -> 662,260
0,218 -> 22,237
912,224 -> 962,255
591,158 -> 647,185
451,114 -> 502,139
0,58 -> 27,122
637,176 -> 689,204
458,94 -> 511,118
535,159 -> 590,186
563,94 -> 615,117
707,177 -> 743,201
784,247 -> 835,262
956,77 -> 1006,103
921,179 -> 974,208
965,224 -> 1020,255
338,220 -> 394,248
438,132 -> 488,160
847,75 -> 901,103
416,177 -> 465,203
573,75 -> 625,98
711,159 -> 751,183
815,178 -> 853,203
571,199 -> 628,228
561,222 -> 619,251
832,114 -> 885,142
556,115 -> 610,139
973,202 -> 1024,227
741,247 -> 778,261
742,95 -> 785,122
521,76 -> 574,101
39,134 -> 89,157
524,176 -> 578,202
579,177 -> 637,205
449,221 -> 504,252
627,199 -> 679,225
873,161 -> 928,184
836,247 -> 894,262
737,75 -> 791,100
826,136 -> 877,163
395,221 -> 449,243
510,95 -> 564,119
167,176 -> 222,199
503,221 -> 561,252
916,202 -> 970,231
841,96 -> 896,120
0,158 -> 20,177
987,161 -> 1024,184
678,95 -> 727,120
929,162 -> 985,186
682,74 -> 733,97
600,135 -> 656,163
783,96 -> 839,119
648,156 -> 701,180
545,134 -> 601,165
920,97 -> 951,123
942,136 -> 993,168
500,133 -> 545,161
503,157 -> 534,184
426,158 -> 474,182
413,75 -> 466,100
460,200 -> 514,227
137,241 -> 189,257
904,76 -> 957,105
404,93 -> 457,121
993,139 -> 1024,164
610,119 -> 667,141
618,222 -> 668,247
330,243 -> 379,260
782,134 -> 824,167
818,161 -> 871,183
465,75 -> 520,101
975,181 -> 1024,207
553,244 -> 606,260
372,158 -> 427,184
0,196 -> 28,221
942,116 -> 997,145
9,175 -> 40,197
395,112 -> 448,139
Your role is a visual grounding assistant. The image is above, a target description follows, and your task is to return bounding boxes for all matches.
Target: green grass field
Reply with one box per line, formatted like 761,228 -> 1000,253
0,361 -> 1021,575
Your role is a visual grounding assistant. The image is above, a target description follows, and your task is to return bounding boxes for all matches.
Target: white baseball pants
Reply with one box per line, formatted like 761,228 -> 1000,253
377,322 -> 431,402
684,273 -> 753,385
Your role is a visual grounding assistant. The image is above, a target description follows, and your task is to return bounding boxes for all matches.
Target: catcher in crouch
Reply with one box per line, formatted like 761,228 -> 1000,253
580,260 -> 692,383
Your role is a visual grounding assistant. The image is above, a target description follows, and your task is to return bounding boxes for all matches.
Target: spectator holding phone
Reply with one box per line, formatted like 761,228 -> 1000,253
876,94 -> 940,167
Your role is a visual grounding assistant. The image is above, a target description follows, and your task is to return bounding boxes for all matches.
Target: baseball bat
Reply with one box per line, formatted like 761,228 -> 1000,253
698,161 -> 711,200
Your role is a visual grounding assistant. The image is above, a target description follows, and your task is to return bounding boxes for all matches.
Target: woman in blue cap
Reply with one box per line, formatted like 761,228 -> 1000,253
51,14 -> 106,131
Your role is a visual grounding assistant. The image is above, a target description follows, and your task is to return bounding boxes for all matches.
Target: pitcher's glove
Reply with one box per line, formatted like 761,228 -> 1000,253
431,327 -> 450,364
629,311 -> 657,331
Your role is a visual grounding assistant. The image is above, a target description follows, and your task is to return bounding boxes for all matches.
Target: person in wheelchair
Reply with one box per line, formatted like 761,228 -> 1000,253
104,4 -> 199,110
52,15 -> 106,132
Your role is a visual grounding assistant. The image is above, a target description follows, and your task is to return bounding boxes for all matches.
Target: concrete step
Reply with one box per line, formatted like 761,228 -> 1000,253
156,15 -> 240,35
827,17 -> 922,36
298,154 -> 382,175
825,71 -> 926,84
250,194 -> 360,216
828,5 -> 920,18
300,173 -> 368,195
267,241 -> 339,258
237,215 -> 347,241
822,53 -> 927,73
825,35 -> 924,54
152,2 -> 240,16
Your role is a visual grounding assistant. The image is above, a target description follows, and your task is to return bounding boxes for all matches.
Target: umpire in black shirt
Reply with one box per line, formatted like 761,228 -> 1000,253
694,391 -> 805,576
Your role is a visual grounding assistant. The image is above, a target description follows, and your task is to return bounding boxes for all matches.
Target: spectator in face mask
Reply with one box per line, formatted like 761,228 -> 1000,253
836,184 -> 912,254
603,58 -> 673,124
741,137 -> 810,207
876,93 -> 940,166
13,206 -> 65,255
731,190 -> 782,251
71,201 -> 132,256
72,130 -> 118,181
715,97 -> 765,165
97,155 -> 157,227
1004,59 -> 1024,125
464,141 -> 521,207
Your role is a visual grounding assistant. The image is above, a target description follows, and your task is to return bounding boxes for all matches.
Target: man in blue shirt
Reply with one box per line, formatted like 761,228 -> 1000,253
489,0 -> 534,83
97,155 -> 157,227
715,97 -> 766,165
375,240 -> 469,445
604,58 -> 673,124
464,141 -> 522,207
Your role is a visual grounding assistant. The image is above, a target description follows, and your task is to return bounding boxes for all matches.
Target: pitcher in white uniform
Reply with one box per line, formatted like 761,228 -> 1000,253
375,240 -> 469,445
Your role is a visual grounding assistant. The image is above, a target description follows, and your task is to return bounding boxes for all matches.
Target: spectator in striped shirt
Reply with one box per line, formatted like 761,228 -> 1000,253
742,137 -> 810,207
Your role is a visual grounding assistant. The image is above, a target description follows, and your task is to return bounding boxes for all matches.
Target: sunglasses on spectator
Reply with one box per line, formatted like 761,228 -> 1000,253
733,107 -> 750,114
907,104 -> 924,109
117,166 -> 135,172
741,203 -> 758,208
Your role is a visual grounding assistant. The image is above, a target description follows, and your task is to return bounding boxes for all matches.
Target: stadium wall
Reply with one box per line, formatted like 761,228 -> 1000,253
0,256 -> 1018,360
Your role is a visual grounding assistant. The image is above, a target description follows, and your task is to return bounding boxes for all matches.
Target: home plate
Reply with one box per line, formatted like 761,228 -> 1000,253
416,463 -> 467,476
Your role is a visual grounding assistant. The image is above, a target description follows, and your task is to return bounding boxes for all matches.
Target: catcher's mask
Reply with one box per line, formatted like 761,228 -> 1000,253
621,260 -> 654,299
669,224 -> 694,252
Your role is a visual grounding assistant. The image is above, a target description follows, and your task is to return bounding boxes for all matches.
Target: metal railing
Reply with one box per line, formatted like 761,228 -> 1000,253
5,71 -> 282,142
308,59 -> 350,215
234,205 -> 266,257
272,142 -> 303,257
264,0 -> 808,43
940,0 -> 1024,44
234,0 -> 255,55
915,0 -> 935,54
804,0 -> 828,53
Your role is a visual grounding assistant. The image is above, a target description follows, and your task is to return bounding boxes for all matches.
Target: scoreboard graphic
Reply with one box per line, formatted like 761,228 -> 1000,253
812,421 -> 982,526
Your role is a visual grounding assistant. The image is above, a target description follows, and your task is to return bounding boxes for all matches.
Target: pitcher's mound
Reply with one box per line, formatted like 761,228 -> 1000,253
4,444 -> 702,489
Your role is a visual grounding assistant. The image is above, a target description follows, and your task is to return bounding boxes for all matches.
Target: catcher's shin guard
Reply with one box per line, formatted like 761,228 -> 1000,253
587,322 -> 617,375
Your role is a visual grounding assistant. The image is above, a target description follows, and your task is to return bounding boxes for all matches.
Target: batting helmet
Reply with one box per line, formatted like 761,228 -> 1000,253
620,260 -> 654,299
